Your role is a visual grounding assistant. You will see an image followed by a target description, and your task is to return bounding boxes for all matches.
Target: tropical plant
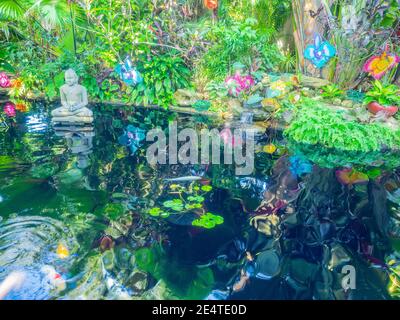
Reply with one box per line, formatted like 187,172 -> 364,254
292,0 -> 400,87
204,81 -> 229,100
364,81 -> 400,107
128,53 -> 191,108
285,98 -> 400,168
321,84 -> 344,99
195,18 -> 282,82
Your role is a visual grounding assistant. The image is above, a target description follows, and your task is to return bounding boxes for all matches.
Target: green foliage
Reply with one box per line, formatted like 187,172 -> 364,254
364,81 -> 400,107
284,98 -> 400,168
321,84 -> 344,99
375,0 -> 400,28
196,18 -> 282,81
219,0 -> 292,31
204,81 -> 229,99
0,0 -> 25,19
279,50 -> 296,73
129,53 -> 191,108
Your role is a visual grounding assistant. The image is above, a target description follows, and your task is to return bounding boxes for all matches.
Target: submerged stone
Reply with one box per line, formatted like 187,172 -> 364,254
55,168 -> 83,184
254,249 -> 281,279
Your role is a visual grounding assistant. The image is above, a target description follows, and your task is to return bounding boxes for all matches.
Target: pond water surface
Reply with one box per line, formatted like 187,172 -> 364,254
0,102 -> 397,300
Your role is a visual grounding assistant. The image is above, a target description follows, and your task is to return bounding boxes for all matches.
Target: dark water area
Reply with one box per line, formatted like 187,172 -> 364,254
0,102 -> 399,300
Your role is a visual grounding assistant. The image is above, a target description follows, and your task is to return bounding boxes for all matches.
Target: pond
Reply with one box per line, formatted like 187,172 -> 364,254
0,102 -> 398,300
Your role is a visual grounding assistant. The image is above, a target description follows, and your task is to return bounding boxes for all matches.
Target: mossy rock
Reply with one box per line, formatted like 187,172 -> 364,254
284,99 -> 400,168
30,162 -> 58,179
55,168 -> 83,184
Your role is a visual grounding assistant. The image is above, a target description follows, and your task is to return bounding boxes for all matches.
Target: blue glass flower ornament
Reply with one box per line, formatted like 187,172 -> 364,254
289,155 -> 313,178
118,125 -> 146,155
115,56 -> 143,86
304,34 -> 336,68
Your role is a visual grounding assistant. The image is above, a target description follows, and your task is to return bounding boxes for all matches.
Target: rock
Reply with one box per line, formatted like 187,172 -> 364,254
332,98 -> 342,105
300,75 -> 331,88
254,249 -> 281,279
104,217 -> 132,238
116,247 -> 133,270
341,100 -> 354,108
252,109 -> 270,121
52,116 -> 94,124
261,98 -> 280,112
244,94 -> 263,108
174,89 -> 203,106
228,98 -> 244,115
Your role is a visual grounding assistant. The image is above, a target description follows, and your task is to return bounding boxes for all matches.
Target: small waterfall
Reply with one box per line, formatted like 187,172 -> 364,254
240,111 -> 254,125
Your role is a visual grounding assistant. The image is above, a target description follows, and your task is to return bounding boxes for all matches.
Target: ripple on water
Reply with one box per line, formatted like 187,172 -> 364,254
0,216 -> 78,300
25,114 -> 49,133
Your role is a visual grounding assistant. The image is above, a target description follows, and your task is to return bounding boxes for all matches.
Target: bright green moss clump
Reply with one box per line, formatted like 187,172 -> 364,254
284,99 -> 400,168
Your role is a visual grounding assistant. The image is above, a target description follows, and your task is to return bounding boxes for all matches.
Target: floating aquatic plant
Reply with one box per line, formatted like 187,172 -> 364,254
192,212 -> 224,229
146,183 -> 219,228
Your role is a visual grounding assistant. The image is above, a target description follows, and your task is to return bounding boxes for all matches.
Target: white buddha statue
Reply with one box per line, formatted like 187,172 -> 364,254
51,69 -> 93,124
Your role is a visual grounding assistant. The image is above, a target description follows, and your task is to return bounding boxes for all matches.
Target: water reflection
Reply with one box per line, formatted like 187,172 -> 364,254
53,123 -> 94,169
1,103 -> 399,300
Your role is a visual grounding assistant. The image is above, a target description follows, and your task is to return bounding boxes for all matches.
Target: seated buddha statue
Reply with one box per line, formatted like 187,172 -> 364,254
51,69 -> 94,124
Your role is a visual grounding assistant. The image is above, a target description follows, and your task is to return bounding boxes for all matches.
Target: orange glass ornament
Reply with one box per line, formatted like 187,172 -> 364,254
204,0 -> 218,10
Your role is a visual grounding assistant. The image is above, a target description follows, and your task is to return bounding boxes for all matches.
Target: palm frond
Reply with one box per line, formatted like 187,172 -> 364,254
0,0 -> 26,19
27,0 -> 70,31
